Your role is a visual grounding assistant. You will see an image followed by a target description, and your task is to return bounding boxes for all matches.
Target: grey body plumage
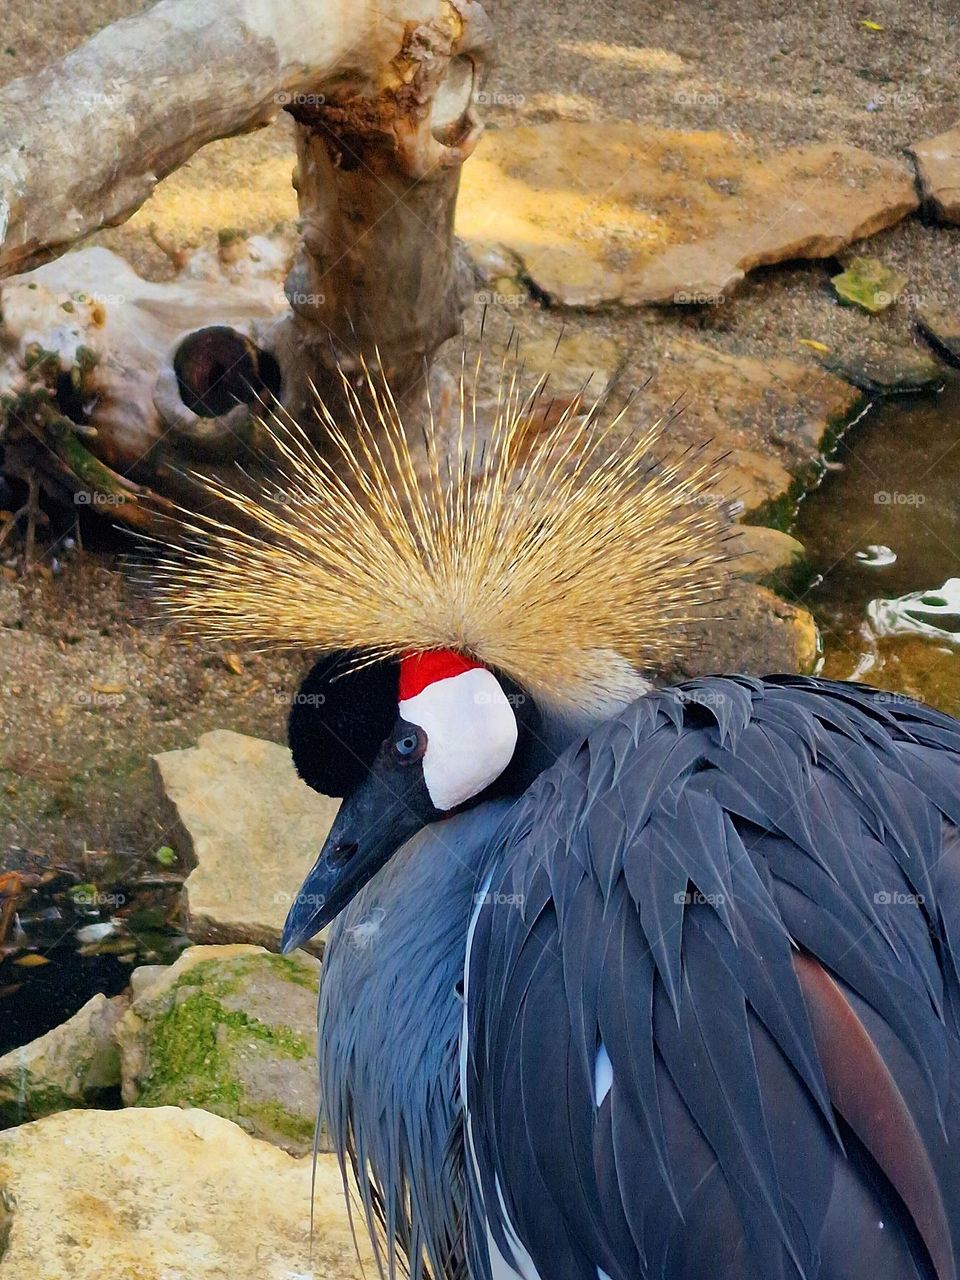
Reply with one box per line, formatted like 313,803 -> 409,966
319,674 -> 960,1280
466,675 -> 960,1280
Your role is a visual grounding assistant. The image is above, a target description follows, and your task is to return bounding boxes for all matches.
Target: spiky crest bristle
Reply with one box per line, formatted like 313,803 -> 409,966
149,352 -> 734,712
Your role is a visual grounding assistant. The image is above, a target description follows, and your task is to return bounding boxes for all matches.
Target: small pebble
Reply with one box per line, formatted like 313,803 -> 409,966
75,921 -> 116,944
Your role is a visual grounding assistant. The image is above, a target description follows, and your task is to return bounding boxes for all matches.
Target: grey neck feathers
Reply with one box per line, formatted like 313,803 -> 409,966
318,800 -> 513,1280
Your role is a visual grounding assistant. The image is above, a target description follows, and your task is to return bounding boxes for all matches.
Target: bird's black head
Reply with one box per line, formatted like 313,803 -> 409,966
281,649 -> 543,951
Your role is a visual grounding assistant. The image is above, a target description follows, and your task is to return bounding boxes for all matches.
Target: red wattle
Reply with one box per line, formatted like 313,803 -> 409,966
399,650 -> 484,701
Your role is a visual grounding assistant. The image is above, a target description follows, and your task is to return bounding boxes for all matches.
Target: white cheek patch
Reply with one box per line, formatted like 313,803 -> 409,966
399,667 -> 518,811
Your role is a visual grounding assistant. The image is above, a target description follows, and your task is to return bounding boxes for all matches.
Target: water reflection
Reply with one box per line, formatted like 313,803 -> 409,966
794,385 -> 960,716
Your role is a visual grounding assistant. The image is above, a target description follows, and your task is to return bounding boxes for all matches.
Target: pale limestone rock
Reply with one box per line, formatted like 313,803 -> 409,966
0,1107 -> 367,1279
459,122 -> 919,307
116,944 -> 322,1155
910,124 -> 960,224
128,964 -> 169,1000
152,729 -> 339,954
0,993 -> 126,1128
730,526 -> 807,589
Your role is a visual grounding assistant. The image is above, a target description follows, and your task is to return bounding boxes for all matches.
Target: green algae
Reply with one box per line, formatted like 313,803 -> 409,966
132,957 -> 316,1145
245,1099 -> 315,1147
0,1078 -> 74,1129
267,954 -> 321,991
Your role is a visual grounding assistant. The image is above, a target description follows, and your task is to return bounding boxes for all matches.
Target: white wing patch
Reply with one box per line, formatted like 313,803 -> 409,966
594,1041 -> 613,1106
400,667 -> 518,811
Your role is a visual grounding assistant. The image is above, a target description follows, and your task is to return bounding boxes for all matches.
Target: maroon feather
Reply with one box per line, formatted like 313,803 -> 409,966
794,950 -> 955,1280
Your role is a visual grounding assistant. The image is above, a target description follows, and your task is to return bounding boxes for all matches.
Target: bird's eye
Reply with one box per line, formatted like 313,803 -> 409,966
393,726 -> 425,762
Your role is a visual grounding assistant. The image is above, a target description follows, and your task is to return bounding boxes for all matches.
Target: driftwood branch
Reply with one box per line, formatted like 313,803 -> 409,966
0,0 -> 456,278
0,0 -> 494,550
271,0 -> 492,414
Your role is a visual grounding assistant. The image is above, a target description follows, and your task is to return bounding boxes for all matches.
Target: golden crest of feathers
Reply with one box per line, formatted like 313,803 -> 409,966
151,353 -> 733,711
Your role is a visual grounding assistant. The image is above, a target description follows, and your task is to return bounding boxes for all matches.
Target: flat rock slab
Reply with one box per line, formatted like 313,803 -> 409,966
917,306 -> 960,367
653,338 -> 860,520
820,344 -> 946,395
0,993 -> 126,1128
458,122 -> 918,307
520,336 -> 859,523
910,124 -> 960,224
117,944 -> 322,1155
153,729 -> 339,954
0,1107 -> 366,1279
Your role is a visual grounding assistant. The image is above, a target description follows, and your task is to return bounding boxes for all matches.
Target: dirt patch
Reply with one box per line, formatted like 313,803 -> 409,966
0,558 -> 305,868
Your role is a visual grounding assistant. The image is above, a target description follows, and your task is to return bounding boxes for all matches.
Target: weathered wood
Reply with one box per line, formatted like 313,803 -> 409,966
268,0 -> 491,418
0,0 -> 493,549
0,0 -> 472,278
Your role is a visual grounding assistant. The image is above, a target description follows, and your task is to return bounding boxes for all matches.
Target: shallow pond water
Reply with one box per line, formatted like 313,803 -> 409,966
0,852 -> 187,1056
0,950 -> 131,1057
794,384 -> 960,717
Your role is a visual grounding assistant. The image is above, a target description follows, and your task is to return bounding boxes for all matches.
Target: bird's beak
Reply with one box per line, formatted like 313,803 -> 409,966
280,758 -> 437,952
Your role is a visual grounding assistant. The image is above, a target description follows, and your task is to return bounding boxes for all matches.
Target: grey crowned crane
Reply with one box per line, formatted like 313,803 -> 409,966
156,362 -> 960,1280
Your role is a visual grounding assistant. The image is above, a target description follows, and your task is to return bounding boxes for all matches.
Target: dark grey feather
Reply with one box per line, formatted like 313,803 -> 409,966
466,677 -> 960,1280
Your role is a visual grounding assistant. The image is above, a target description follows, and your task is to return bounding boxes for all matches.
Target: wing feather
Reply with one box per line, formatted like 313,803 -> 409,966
466,678 -> 960,1280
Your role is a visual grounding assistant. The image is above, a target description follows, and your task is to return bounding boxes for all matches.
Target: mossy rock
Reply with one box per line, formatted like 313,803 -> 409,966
0,994 -> 126,1129
116,945 -> 322,1155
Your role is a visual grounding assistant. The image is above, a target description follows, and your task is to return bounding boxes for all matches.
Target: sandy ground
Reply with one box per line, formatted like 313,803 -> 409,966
2,0 -> 960,866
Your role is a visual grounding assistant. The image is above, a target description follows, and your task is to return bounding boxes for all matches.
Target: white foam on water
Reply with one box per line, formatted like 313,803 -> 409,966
868,577 -> 960,645
856,544 -> 897,567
